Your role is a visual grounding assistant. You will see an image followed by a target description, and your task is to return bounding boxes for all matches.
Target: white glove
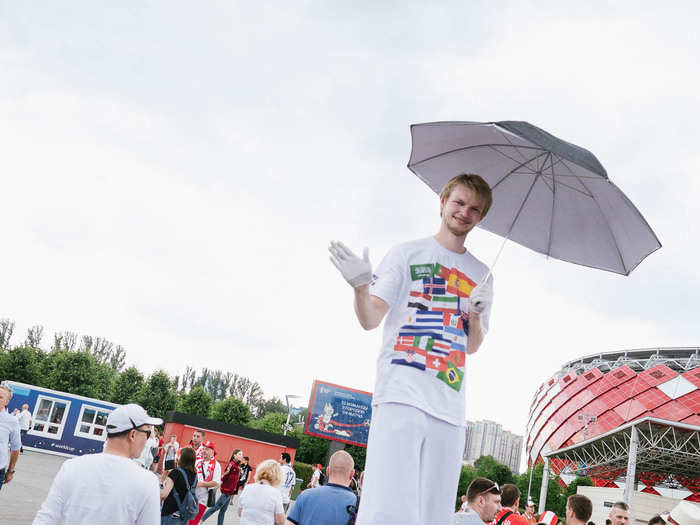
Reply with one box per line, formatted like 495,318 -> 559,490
469,282 -> 493,315
328,240 -> 372,288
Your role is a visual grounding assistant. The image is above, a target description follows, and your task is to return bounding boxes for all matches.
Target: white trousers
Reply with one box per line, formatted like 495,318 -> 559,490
356,402 -> 465,525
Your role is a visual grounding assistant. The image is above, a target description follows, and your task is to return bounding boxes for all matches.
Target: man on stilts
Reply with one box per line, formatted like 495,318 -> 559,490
329,173 -> 495,525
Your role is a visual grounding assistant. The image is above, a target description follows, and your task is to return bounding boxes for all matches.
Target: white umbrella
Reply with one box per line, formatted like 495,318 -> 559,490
408,121 -> 661,276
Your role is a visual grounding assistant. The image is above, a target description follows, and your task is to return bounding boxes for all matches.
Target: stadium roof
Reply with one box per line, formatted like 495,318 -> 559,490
542,416 -> 700,479
559,346 -> 700,375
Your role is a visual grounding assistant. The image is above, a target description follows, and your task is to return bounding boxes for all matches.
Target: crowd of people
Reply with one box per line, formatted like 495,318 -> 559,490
455,478 -> 699,525
0,389 -> 361,525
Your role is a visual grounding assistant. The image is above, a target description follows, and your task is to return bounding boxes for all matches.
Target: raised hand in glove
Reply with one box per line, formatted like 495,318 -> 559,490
469,281 -> 493,315
328,240 -> 372,288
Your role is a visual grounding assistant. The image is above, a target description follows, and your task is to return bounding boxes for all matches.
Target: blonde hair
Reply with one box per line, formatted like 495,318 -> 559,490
254,459 -> 282,487
440,173 -> 493,218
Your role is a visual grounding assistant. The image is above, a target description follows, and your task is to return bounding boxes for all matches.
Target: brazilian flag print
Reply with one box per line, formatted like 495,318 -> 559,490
437,361 -> 464,392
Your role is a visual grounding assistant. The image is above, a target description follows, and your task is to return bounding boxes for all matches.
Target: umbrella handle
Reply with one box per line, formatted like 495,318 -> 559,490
477,233 -> 509,288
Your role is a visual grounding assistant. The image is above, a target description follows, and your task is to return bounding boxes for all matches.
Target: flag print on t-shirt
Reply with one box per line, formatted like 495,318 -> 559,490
390,263 -> 476,392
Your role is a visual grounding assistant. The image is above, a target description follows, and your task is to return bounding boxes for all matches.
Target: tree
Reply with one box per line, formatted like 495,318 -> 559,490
515,463 -> 566,517
42,350 -> 108,398
138,370 -> 177,422
211,396 -> 251,425
295,435 -> 329,466
111,366 -> 145,405
25,325 -> 44,349
455,464 -> 479,509
178,386 -> 214,418
228,374 -> 264,410
0,318 -> 15,350
52,331 -> 78,351
474,455 -> 514,485
254,397 -> 287,419
80,336 -> 126,372
346,445 -> 366,471
0,346 -> 45,385
249,412 -> 287,434
564,476 -> 593,498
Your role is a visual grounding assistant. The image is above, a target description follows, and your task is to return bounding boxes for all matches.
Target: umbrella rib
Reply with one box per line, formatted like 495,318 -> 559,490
540,176 -> 595,198
577,176 -> 628,274
546,152 -> 556,258
409,144 -> 545,168
491,150 -> 549,192
496,127 -> 530,162
503,173 -> 542,241
488,145 -> 537,169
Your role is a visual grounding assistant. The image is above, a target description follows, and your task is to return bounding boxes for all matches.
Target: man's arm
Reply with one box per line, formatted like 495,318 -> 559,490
466,312 -> 484,354
4,449 -> 19,483
353,285 -> 389,330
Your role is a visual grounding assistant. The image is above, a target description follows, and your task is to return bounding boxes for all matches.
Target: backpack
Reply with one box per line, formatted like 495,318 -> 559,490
319,470 -> 327,486
171,468 -> 199,520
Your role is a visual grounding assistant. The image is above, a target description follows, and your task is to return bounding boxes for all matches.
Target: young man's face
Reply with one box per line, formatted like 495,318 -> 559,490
526,505 -> 535,516
192,432 -> 203,446
440,184 -> 486,238
479,493 -> 502,522
609,508 -> 629,525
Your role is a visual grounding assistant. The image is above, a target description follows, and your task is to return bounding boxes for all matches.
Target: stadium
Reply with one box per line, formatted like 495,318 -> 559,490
526,347 -> 700,507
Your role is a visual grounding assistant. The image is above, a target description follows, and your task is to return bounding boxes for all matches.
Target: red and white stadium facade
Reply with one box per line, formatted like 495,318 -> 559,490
526,348 -> 700,502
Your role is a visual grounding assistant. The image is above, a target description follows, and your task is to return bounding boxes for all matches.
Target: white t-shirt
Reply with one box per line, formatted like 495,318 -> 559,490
195,457 -> 222,505
32,452 -> 160,525
238,482 -> 284,525
310,469 -> 320,487
279,464 -> 296,503
164,441 -> 179,461
370,237 -> 492,426
18,409 -> 32,431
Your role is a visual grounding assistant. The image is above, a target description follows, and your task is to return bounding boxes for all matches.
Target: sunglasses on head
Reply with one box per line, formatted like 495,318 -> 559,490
479,481 -> 500,495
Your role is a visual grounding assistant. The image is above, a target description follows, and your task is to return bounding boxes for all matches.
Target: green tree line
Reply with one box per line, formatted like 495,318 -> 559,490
0,318 -> 370,470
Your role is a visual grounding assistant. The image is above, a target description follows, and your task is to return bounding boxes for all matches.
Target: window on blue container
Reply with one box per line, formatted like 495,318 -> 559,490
75,404 -> 111,440
31,395 -> 71,439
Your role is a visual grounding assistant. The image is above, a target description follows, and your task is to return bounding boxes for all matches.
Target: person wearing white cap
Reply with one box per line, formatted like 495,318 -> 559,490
664,501 -> 700,525
33,403 -> 163,525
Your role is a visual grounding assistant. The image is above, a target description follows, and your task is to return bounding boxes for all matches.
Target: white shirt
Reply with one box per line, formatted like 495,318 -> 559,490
0,409 -> 21,468
279,464 -> 296,503
195,457 -> 222,505
33,452 -> 160,525
164,441 -> 179,461
370,237 -> 492,426
18,409 -> 32,431
310,469 -> 320,487
238,482 -> 284,525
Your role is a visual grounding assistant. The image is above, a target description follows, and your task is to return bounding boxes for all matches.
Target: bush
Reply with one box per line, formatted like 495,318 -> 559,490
293,461 -> 313,487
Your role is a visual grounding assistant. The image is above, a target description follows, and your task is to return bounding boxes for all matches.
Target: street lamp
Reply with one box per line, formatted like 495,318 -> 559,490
284,394 -> 301,436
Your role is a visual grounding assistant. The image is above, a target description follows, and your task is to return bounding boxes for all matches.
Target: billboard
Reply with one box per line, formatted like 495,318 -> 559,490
304,380 -> 373,448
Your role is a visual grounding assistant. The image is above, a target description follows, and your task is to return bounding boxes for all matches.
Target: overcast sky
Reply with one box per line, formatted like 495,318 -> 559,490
2,2 -> 699,469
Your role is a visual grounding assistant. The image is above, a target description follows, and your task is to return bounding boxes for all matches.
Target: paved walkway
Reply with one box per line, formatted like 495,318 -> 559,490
0,450 -> 249,524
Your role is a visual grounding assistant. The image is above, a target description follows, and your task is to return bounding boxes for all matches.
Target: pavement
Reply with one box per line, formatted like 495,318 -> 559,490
0,450 -> 250,525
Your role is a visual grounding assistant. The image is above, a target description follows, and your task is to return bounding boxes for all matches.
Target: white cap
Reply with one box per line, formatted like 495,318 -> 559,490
106,404 -> 163,435
668,501 -> 700,525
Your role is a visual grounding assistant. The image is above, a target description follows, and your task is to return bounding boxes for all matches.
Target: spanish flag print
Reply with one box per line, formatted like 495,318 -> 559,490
435,264 -> 476,298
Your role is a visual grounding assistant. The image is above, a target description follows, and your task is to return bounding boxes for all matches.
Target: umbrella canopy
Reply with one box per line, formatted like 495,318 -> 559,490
408,121 -> 661,275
